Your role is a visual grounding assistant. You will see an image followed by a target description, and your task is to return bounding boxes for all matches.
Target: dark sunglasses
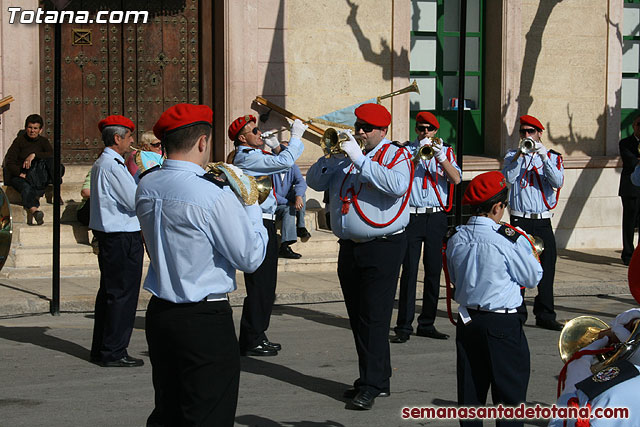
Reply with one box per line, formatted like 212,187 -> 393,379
518,128 -> 537,136
241,127 -> 260,136
501,200 -> 509,209
354,122 -> 381,133
417,124 -> 437,132
150,142 -> 162,147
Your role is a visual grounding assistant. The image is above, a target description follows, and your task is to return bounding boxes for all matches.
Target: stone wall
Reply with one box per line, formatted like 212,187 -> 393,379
0,0 -> 42,165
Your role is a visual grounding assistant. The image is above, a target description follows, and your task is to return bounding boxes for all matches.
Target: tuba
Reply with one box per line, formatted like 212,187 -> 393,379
559,316 -> 640,374
321,128 -> 365,157
205,162 -> 272,205
518,137 -> 536,155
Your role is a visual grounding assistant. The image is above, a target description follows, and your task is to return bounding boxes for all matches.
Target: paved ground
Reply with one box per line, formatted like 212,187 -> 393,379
0,295 -> 637,427
0,248 -> 636,426
0,249 -> 632,316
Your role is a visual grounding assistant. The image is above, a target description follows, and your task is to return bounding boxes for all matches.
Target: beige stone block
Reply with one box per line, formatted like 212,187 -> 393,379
564,226 -> 622,250
554,195 -> 621,231
258,62 -> 286,96
286,29 -> 363,64
558,168 -> 620,199
258,0 -> 286,29
258,28 -> 286,63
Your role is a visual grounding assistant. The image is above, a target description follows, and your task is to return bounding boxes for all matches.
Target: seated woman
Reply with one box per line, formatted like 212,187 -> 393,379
2,114 -> 53,225
125,130 -> 163,181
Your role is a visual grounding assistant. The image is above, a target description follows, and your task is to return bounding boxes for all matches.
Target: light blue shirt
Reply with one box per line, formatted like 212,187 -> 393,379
446,216 -> 543,310
550,366 -> 640,426
502,150 -> 564,213
407,138 -> 461,208
233,137 -> 304,215
135,159 -> 268,303
306,138 -> 411,240
89,147 -> 140,232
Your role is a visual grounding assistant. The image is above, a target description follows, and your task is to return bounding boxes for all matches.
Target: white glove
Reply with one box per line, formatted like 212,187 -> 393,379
419,137 -> 431,147
262,133 -> 280,149
562,336 -> 610,394
290,119 -> 308,140
432,143 -> 447,163
339,130 -> 364,163
535,141 -> 548,156
611,308 -> 640,342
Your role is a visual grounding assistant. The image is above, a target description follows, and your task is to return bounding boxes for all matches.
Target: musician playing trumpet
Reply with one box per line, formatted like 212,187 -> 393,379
307,103 -> 412,410
229,115 -> 306,357
502,114 -> 565,331
390,112 -> 461,344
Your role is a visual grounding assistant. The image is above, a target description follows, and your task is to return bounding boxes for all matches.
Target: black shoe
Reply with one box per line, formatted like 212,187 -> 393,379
278,246 -> 302,259
536,318 -> 564,331
350,390 -> 377,410
33,210 -> 44,225
261,339 -> 281,351
297,227 -> 311,241
99,356 -> 144,367
343,387 -> 389,399
390,332 -> 410,343
241,344 -> 278,357
623,258 -> 631,266
416,328 -> 449,340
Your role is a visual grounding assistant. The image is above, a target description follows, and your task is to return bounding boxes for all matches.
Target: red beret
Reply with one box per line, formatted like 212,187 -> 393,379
354,103 -> 391,127
416,112 -> 439,129
153,104 -> 213,139
519,114 -> 544,131
228,115 -> 257,141
463,171 -> 508,205
98,115 -> 135,132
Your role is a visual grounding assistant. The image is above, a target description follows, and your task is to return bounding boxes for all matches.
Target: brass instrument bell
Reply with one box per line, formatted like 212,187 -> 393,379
321,128 -> 364,157
519,137 -> 536,155
531,235 -> 545,256
254,175 -> 273,205
558,316 -> 609,363
412,137 -> 443,163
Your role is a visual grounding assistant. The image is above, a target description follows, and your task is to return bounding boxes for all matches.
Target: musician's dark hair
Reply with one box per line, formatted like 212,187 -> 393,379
162,123 -> 212,155
470,187 -> 509,216
25,114 -> 44,129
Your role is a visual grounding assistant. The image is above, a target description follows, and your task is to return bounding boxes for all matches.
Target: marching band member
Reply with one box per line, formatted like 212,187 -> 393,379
138,104 -> 268,426
390,111 -> 461,344
446,171 -> 542,427
502,114 -> 564,331
89,115 -> 144,368
307,103 -> 412,410
230,115 -> 306,356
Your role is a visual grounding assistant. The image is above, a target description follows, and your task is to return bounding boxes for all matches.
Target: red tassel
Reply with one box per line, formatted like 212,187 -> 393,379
341,202 -> 350,214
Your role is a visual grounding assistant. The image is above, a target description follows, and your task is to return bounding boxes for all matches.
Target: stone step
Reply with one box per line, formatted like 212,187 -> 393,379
7,244 -> 98,268
277,255 -> 338,272
3,185 -> 87,206
9,202 -> 81,225
12,222 -> 92,246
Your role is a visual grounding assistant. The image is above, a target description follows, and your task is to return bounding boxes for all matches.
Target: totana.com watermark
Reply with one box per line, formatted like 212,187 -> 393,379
6,7 -> 149,24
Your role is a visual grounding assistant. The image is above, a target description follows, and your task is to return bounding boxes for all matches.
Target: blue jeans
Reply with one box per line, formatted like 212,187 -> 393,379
275,196 -> 306,244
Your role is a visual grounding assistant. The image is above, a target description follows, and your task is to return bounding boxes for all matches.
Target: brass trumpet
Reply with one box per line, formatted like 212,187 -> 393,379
519,137 -> 536,155
413,137 -> 443,162
321,128 -> 365,157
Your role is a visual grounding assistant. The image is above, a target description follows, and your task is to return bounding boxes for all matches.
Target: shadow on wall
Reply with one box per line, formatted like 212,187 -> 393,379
345,0 -> 409,82
502,1 -> 622,247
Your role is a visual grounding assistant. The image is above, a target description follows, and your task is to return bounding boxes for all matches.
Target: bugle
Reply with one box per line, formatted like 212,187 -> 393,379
519,137 -> 536,155
321,128 -> 365,157
377,80 -> 420,103
254,96 -> 325,136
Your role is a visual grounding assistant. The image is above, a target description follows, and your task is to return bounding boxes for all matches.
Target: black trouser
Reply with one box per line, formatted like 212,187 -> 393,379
239,219 -> 278,350
145,297 -> 240,427
621,196 -> 640,263
338,232 -> 406,394
510,216 -> 556,322
395,211 -> 447,335
9,176 -> 44,210
90,230 -> 143,362
456,310 -> 529,427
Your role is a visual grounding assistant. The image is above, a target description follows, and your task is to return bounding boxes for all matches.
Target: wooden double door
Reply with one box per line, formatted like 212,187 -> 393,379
40,0 -> 203,164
